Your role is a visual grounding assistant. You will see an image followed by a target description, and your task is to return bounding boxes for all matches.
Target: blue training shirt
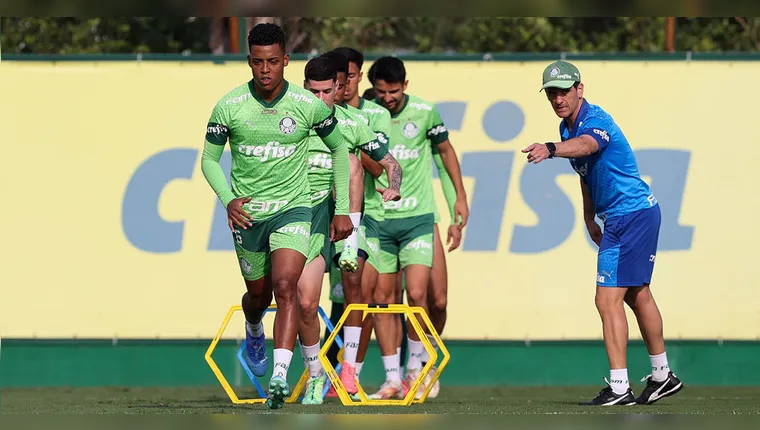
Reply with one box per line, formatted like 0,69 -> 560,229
560,99 -> 656,221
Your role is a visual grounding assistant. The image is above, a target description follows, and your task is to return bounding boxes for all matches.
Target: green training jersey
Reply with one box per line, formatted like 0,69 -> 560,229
375,94 -> 449,219
357,99 -> 393,222
306,104 -> 388,207
203,80 -> 347,220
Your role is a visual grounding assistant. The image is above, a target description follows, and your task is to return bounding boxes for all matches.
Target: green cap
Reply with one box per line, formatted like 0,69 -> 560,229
540,60 -> 581,91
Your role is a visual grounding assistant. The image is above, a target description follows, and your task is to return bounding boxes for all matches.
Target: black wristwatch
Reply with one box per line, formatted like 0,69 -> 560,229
545,142 -> 556,158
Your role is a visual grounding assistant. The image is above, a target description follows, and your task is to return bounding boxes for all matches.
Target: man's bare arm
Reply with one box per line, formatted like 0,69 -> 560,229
378,152 -> 402,192
361,152 -> 383,179
580,178 -> 595,222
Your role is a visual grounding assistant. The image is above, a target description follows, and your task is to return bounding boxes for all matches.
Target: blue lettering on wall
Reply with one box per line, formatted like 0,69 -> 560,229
511,161 -> 577,253
121,101 -> 694,255
122,148 -> 197,253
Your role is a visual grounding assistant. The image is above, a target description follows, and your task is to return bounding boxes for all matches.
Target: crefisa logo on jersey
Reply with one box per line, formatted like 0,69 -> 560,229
402,121 -> 419,138
279,116 -> 297,134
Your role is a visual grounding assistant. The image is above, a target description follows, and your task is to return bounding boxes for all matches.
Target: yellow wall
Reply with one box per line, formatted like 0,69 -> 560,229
0,60 -> 758,340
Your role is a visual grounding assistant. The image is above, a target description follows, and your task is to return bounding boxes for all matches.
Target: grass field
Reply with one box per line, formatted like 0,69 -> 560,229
2,385 -> 759,414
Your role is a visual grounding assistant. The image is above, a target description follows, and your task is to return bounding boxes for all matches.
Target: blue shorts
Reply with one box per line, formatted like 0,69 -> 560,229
596,204 -> 661,288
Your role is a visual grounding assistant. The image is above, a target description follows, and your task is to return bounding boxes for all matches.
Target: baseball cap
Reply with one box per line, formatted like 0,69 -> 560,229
540,60 -> 581,91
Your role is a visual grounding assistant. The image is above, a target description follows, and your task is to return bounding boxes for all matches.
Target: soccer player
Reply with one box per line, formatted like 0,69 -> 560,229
338,48 -> 462,398
325,49 -> 403,397
297,54 -> 401,404
522,60 -> 684,406
333,47 -> 404,386
368,56 -> 469,399
200,23 -> 353,410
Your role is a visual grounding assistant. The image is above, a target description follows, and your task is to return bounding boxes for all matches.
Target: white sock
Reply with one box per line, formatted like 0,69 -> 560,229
355,361 -> 364,379
650,352 -> 670,382
298,342 -> 307,368
396,346 -> 402,376
609,368 -> 630,395
345,212 -> 361,251
245,320 -> 264,337
406,337 -> 424,370
300,342 -> 323,377
272,348 -> 293,381
382,353 -> 401,383
343,326 -> 362,365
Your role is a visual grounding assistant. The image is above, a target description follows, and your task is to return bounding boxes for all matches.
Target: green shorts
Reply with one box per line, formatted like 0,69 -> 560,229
306,196 -> 334,267
433,202 -> 441,224
334,215 -> 380,270
233,206 -> 311,281
377,213 -> 435,274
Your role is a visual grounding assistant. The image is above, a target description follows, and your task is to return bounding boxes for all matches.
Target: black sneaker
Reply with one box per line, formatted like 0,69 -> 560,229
580,378 -> 637,406
635,371 -> 683,405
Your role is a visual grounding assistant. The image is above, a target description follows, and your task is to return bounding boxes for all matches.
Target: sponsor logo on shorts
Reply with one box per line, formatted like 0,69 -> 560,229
239,257 -> 252,275
331,283 -> 344,300
244,199 -> 289,213
276,225 -> 310,237
405,239 -> 433,251
238,141 -> 297,161
367,240 -> 380,254
389,145 -> 420,160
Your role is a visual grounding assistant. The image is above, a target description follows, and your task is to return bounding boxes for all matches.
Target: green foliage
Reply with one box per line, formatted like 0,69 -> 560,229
3,17 -> 760,55
0,18 -> 211,54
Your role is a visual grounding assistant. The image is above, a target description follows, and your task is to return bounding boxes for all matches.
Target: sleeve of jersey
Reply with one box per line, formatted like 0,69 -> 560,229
426,107 -> 449,145
432,147 -> 457,221
359,123 -> 389,162
201,104 -> 236,208
576,117 -> 611,150
375,110 -> 393,148
313,107 -> 350,215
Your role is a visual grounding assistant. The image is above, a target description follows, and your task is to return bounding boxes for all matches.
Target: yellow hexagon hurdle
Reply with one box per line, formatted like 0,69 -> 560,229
319,303 -> 450,406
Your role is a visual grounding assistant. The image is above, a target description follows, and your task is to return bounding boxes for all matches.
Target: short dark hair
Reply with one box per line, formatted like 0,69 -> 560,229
333,47 -> 364,70
322,51 -> 349,76
304,56 -> 337,82
362,87 -> 376,100
367,61 -> 377,85
247,23 -> 286,52
372,56 -> 406,84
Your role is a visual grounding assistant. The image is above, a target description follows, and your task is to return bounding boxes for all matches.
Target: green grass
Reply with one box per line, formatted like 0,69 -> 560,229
2,385 -> 759,414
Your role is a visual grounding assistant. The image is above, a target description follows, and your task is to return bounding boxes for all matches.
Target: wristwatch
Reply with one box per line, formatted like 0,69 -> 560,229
545,142 -> 556,158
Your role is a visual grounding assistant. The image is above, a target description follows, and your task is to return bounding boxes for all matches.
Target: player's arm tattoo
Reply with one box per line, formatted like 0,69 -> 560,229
380,152 -> 402,191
